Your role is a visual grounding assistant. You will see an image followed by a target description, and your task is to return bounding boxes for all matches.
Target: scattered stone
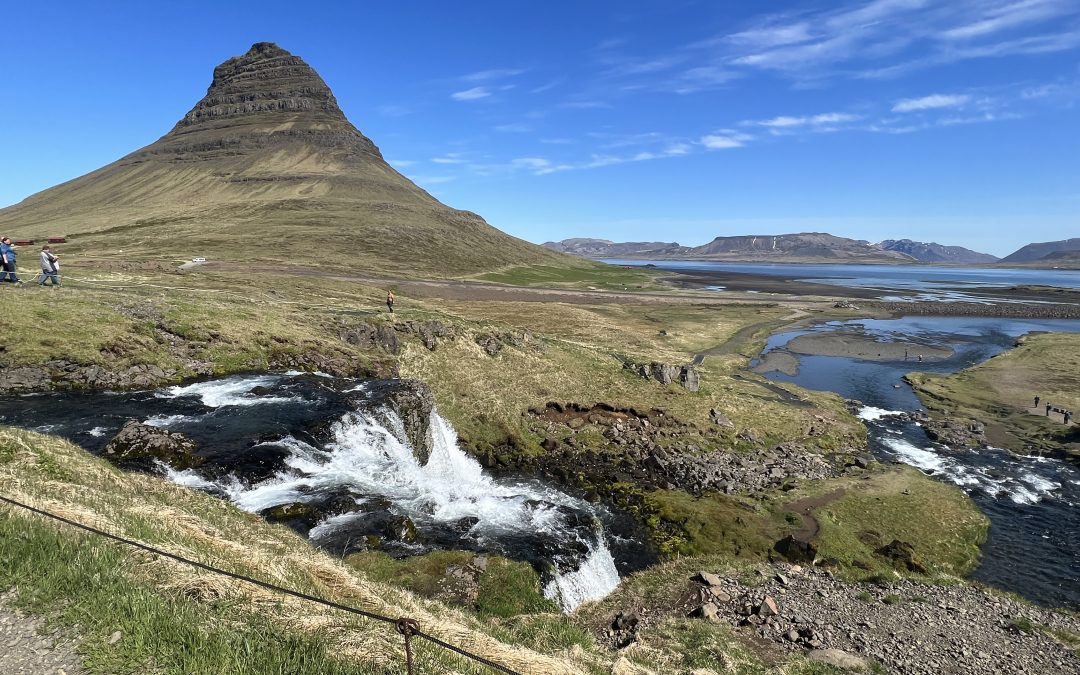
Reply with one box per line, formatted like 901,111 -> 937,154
807,648 -> 869,671
694,571 -> 723,587
107,631 -> 122,645
692,603 -> 720,622
756,597 -> 779,617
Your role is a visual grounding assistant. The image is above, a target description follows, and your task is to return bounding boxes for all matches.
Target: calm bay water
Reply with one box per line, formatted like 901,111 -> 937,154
603,259 -> 1080,301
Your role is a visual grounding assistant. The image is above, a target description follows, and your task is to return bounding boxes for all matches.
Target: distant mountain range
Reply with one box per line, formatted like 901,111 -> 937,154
875,239 -> 998,263
1000,238 -> 1080,264
541,238 -> 688,257
545,232 -> 913,263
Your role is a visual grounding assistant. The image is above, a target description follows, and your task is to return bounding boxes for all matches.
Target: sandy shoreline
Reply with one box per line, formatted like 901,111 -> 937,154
786,331 -> 953,362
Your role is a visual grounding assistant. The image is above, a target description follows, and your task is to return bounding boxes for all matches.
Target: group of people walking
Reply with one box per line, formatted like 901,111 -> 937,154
0,238 -> 61,286
1034,395 -> 1073,426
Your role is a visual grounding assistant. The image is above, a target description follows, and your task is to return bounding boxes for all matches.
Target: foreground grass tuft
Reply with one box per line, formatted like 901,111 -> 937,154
0,511 -> 384,675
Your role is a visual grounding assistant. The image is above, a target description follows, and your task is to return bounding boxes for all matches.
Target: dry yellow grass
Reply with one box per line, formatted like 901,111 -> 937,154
0,427 -> 606,674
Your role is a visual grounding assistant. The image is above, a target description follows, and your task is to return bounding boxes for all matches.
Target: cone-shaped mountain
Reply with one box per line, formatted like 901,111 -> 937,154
0,42 -> 568,275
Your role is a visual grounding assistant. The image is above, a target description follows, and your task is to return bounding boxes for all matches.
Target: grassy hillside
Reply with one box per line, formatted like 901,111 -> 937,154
908,332 -> 1080,458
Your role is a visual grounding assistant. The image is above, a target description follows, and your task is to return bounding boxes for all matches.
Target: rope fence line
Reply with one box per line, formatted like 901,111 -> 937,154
0,494 -> 521,675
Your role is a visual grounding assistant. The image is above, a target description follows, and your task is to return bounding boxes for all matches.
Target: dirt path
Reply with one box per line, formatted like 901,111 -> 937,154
0,595 -> 84,675
692,309 -> 810,365
782,488 -> 847,541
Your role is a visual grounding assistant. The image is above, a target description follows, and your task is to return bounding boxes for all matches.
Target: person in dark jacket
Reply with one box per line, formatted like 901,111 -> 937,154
38,245 -> 60,286
0,237 -> 21,283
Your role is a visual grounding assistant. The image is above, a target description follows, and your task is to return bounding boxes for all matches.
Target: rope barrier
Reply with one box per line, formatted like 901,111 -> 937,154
0,494 -> 521,675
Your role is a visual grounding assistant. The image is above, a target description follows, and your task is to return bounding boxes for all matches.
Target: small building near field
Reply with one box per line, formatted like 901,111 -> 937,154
48,236 -> 67,243
14,239 -> 34,246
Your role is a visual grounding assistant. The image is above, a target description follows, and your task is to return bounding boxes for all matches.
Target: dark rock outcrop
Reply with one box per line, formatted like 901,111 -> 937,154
376,380 -> 437,463
104,420 -> 204,469
621,358 -> 701,391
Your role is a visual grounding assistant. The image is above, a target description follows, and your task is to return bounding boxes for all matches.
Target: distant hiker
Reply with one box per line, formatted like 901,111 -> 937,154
1046,402 -> 1052,417
917,354 -> 923,362
0,237 -> 21,283
904,349 -> 909,360
1065,411 -> 1073,425
1034,395 -> 1041,408
386,290 -> 395,313
38,245 -> 60,286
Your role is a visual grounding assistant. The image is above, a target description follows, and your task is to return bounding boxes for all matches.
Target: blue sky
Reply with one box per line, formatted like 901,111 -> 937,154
3,0 -> 1079,256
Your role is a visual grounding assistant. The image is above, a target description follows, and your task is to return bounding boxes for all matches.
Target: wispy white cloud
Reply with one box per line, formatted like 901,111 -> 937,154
431,154 -> 467,165
387,159 -> 417,168
892,93 -> 972,112
700,132 -> 750,149
745,112 -> 862,127
940,0 -> 1071,40
451,87 -> 492,102
495,122 -> 533,133
561,100 -> 612,109
460,68 -> 525,82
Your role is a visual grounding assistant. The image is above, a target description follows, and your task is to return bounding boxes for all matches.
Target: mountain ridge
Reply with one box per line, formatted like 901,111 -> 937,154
1001,238 -> 1080,265
875,239 -> 998,263
0,42 -> 570,277
544,232 -> 915,263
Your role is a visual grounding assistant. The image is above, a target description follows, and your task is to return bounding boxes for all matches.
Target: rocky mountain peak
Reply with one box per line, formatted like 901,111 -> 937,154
175,41 -> 347,129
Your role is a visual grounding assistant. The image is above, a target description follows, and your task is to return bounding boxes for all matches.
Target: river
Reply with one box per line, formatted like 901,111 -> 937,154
757,316 -> 1080,611
0,373 -> 654,611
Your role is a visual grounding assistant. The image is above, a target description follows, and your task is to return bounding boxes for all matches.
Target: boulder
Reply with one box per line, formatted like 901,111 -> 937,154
807,649 -> 869,671
679,366 -> 700,392
756,596 -> 779,617
875,539 -> 928,574
340,322 -> 400,354
475,334 -> 502,356
694,571 -> 723,587
691,602 -> 719,622
104,421 -> 204,469
774,535 -> 818,563
651,363 -> 679,385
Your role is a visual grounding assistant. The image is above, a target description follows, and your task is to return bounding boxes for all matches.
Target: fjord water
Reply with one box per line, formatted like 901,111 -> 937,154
760,317 -> 1080,610
605,259 -> 1080,300
0,373 -> 648,611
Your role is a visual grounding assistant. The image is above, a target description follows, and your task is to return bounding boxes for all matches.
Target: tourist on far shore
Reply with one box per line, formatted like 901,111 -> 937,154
0,237 -> 21,284
38,245 -> 60,286
1065,411 -> 1073,426
386,290 -> 395,314
1046,402 -> 1053,417
1034,395 -> 1040,408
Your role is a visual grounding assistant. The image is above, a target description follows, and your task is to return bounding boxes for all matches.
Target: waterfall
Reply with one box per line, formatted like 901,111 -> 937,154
162,399 -> 622,612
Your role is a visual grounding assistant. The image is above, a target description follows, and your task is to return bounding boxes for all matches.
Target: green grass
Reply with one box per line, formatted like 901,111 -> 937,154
814,466 -> 989,577
346,550 -> 559,617
908,332 -> 1080,457
475,263 -> 662,291
0,511 -> 389,675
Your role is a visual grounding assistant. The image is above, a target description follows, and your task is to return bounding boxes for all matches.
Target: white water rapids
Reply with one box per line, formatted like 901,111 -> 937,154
159,397 -> 621,611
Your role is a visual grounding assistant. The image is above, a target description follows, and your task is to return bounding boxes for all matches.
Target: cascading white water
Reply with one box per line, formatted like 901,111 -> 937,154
161,403 -> 622,612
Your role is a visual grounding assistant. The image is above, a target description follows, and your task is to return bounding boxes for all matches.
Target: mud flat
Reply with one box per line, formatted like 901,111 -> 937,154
751,350 -> 800,376
785,331 -> 953,362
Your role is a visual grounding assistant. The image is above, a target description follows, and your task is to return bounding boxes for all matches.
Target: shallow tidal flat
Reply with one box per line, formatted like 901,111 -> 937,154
785,330 -> 952,362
